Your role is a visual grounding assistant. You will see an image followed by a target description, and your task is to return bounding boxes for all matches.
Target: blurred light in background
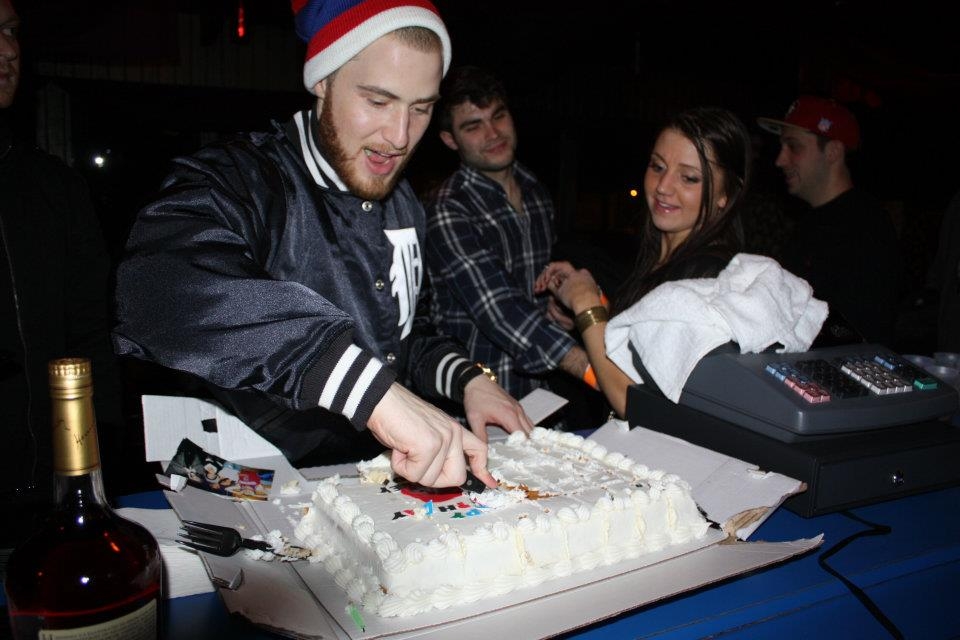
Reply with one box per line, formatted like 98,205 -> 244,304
91,149 -> 111,169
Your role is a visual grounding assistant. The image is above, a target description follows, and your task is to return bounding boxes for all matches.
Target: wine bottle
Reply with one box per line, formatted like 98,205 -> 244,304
4,358 -> 162,639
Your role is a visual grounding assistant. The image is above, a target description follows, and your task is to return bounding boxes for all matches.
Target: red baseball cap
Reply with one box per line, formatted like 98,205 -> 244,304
758,95 -> 860,150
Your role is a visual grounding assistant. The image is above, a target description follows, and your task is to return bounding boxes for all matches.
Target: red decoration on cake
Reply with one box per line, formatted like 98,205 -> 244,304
399,484 -> 462,503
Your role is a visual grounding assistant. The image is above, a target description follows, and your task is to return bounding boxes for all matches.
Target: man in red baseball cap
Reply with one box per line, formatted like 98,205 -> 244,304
758,95 -> 861,206
758,95 -> 902,345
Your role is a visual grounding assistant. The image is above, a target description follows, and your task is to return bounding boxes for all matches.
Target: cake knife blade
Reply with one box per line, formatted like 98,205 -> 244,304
461,469 -> 490,494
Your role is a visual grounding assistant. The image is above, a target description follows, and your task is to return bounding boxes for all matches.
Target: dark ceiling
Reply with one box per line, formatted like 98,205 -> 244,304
15,0 -> 960,211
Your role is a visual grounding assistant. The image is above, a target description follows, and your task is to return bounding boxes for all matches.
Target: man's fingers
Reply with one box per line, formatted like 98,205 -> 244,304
390,449 -> 422,484
462,428 -> 495,487
427,424 -> 468,488
508,402 -> 534,435
520,407 -> 535,433
421,424 -> 457,486
467,416 -> 489,444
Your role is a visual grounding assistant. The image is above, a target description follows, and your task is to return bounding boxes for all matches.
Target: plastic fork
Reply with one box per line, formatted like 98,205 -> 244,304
178,520 -> 274,557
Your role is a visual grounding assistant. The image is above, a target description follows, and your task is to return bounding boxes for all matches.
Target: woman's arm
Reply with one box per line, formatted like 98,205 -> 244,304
547,268 -> 634,417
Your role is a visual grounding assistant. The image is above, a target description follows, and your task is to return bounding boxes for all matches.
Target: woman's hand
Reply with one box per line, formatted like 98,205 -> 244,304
547,268 -> 602,314
534,261 -> 576,295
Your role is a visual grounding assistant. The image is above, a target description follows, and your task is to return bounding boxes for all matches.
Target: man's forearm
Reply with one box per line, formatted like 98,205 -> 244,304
558,345 -> 590,378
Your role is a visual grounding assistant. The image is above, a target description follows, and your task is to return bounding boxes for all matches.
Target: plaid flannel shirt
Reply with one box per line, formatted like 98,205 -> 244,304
426,162 -> 577,399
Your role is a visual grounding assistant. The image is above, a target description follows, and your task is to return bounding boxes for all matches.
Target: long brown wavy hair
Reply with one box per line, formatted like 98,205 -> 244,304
612,107 -> 752,315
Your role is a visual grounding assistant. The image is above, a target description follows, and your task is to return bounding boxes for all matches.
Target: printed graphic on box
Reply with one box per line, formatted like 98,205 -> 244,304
165,438 -> 274,501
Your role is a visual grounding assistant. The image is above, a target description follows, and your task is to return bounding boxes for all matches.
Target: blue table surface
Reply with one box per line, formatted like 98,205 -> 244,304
5,485 -> 958,639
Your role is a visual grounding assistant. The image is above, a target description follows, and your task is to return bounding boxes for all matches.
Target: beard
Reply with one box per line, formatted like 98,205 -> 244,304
315,95 -> 411,201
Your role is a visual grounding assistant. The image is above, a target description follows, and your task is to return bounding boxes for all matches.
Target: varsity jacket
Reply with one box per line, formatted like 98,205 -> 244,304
113,109 -> 480,460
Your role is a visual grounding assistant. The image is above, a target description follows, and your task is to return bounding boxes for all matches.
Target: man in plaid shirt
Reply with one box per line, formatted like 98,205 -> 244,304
426,66 -> 591,402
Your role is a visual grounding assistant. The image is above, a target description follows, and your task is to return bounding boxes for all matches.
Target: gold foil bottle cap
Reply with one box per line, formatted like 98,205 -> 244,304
49,357 -> 99,475
49,357 -> 93,393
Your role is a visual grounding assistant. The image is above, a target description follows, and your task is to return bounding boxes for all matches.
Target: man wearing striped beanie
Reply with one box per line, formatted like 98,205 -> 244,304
292,0 -> 452,200
114,0 -> 534,489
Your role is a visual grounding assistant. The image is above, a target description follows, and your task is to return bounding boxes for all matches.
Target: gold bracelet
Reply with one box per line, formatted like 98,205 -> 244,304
475,362 -> 497,384
574,306 -> 609,333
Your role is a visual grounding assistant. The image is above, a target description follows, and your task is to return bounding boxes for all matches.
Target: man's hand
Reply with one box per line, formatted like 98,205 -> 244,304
546,296 -> 576,331
537,261 -> 603,315
534,261 -> 575,294
547,267 -> 602,314
367,383 -> 496,489
462,374 -> 534,443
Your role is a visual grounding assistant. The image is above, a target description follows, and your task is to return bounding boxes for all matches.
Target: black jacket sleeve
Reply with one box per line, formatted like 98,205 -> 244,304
112,142 -> 395,428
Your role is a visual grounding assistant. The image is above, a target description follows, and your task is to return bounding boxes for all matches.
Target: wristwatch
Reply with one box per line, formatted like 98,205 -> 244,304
456,362 -> 498,398
474,362 -> 498,384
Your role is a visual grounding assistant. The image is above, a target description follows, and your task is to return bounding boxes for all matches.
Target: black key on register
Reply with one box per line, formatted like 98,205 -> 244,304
795,359 -> 868,399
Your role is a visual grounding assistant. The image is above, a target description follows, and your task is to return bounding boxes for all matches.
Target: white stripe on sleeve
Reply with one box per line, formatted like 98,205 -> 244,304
342,359 -> 383,420
318,344 -> 362,409
444,356 -> 470,397
435,352 -> 458,395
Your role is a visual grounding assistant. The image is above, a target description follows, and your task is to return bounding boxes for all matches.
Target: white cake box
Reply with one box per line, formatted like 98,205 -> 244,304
142,394 -> 818,640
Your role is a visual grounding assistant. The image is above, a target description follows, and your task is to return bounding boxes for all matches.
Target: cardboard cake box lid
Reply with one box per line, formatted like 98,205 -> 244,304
143,394 -> 817,639
589,420 -> 806,539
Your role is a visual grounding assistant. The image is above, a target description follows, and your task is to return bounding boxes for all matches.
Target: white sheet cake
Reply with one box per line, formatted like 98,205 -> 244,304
293,427 -> 710,617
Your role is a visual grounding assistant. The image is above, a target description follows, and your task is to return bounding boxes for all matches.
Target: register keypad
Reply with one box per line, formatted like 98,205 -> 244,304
765,352 -> 941,404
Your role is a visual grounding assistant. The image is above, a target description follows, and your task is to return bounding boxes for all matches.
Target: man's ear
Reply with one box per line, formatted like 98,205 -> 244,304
313,77 -> 328,102
825,139 -> 845,164
439,130 -> 459,151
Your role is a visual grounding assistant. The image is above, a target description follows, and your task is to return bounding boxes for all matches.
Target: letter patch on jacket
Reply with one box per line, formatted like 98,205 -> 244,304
384,228 -> 422,339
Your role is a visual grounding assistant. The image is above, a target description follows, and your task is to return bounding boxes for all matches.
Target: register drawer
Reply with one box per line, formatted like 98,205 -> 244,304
807,434 -> 960,512
626,385 -> 960,517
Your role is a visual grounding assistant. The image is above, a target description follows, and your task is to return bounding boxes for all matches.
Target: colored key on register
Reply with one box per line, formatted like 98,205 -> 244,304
872,354 -> 940,391
765,362 -> 833,403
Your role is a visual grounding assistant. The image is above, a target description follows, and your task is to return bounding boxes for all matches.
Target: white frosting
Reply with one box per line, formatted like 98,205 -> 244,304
280,478 -> 302,495
243,529 -> 311,562
294,427 -> 710,617
356,452 -> 393,485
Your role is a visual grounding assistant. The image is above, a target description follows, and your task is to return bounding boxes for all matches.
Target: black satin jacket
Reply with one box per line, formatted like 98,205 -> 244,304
113,111 -> 475,460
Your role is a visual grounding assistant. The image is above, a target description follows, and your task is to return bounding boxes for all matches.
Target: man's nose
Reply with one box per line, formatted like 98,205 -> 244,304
774,147 -> 788,168
0,33 -> 18,61
383,108 -> 410,151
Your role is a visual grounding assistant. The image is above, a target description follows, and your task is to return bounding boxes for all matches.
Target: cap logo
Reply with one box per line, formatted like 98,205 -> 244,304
759,95 -> 860,150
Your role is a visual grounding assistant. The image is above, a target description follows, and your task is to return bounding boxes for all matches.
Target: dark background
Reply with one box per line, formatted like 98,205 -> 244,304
14,6 -> 960,214
8,0 -> 960,415
13,1 -> 958,294
15,7 -> 960,196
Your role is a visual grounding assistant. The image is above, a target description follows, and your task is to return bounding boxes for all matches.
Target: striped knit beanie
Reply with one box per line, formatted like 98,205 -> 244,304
292,0 -> 452,95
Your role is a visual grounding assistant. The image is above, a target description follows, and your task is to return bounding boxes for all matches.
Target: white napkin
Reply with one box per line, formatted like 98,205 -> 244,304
605,254 -> 829,402
117,507 -> 215,599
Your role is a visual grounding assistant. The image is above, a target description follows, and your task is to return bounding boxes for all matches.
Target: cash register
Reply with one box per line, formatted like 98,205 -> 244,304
626,337 -> 960,517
